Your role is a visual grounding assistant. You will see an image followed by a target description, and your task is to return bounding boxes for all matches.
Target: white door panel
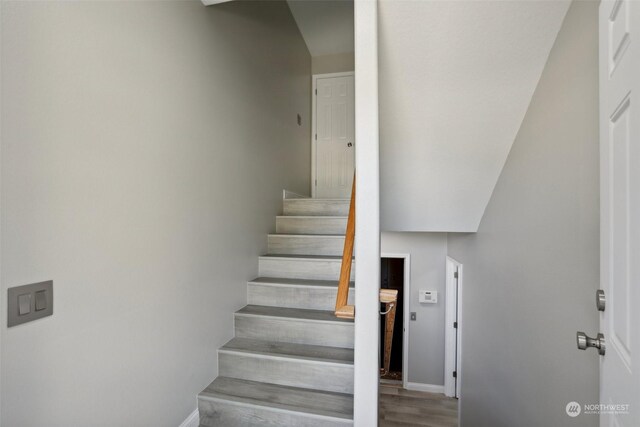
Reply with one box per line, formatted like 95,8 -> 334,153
315,75 -> 355,198
599,1 -> 640,425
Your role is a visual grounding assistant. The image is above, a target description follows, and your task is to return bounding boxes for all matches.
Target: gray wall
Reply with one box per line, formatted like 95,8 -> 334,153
447,2 -> 599,426
312,52 -> 354,74
381,232 -> 447,386
0,1 -> 310,426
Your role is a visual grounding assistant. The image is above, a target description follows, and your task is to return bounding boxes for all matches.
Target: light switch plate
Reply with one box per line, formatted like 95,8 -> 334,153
8,280 -> 53,327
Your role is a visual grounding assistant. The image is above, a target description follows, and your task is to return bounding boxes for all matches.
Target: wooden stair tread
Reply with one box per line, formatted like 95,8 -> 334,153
284,198 -> 350,202
259,254 -> 352,260
268,234 -> 345,238
236,305 -> 354,323
276,215 -> 348,219
199,377 -> 354,420
220,337 -> 353,364
249,277 -> 354,289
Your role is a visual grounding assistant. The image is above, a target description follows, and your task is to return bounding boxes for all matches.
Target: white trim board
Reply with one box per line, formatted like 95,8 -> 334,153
178,409 -> 199,427
311,71 -> 355,198
352,0 -> 380,424
405,382 -> 445,394
380,253 -> 411,390
444,256 -> 463,400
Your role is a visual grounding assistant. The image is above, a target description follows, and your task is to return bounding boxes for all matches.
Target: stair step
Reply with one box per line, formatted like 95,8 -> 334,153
268,234 -> 345,256
248,277 -> 354,310
283,199 -> 350,216
198,377 -> 353,426
218,338 -> 354,393
259,255 -> 354,281
235,305 -> 354,348
276,216 -> 347,235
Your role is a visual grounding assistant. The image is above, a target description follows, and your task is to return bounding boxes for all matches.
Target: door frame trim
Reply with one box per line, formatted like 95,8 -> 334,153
445,256 -> 463,400
380,252 -> 411,390
311,71 -> 356,198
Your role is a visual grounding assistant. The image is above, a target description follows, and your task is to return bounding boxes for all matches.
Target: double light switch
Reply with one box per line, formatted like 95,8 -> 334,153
8,280 -> 53,327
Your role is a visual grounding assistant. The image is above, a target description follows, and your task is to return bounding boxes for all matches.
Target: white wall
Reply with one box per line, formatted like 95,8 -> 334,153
381,232 -> 447,386
378,0 -> 569,232
447,2 -> 599,426
0,1 -> 310,426
312,52 -> 354,75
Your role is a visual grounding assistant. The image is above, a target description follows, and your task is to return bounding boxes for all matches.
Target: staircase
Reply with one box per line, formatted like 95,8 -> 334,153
197,195 -> 355,426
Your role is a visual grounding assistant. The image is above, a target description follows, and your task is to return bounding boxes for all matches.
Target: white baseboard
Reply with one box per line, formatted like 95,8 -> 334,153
405,382 -> 445,394
178,409 -> 199,427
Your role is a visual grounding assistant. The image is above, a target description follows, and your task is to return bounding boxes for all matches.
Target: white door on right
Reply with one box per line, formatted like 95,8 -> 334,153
599,1 -> 640,425
315,74 -> 355,199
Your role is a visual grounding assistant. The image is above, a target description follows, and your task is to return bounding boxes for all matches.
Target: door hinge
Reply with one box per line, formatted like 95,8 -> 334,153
315,134 -> 317,140
453,371 -> 457,378
454,271 -> 459,279
315,89 -> 317,95
315,179 -> 317,186
453,321 -> 458,329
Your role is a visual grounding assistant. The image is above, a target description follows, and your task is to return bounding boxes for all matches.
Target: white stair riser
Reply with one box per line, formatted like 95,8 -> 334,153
218,352 -> 354,394
259,258 -> 354,281
198,398 -> 352,427
248,283 -> 354,310
276,217 -> 347,235
283,200 -> 350,216
235,315 -> 354,348
268,235 -> 345,256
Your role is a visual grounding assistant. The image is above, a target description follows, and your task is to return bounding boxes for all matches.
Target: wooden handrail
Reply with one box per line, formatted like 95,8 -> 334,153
334,174 -> 398,377
335,172 -> 398,373
335,174 -> 356,319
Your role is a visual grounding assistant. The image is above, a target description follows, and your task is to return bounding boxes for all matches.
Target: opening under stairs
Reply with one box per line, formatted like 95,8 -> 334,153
197,194 -> 355,426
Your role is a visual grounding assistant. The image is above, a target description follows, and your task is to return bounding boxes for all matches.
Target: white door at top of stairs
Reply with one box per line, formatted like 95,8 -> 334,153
313,73 -> 355,199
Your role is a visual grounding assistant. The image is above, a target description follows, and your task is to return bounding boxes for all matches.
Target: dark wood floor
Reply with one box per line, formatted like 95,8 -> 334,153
379,384 -> 458,427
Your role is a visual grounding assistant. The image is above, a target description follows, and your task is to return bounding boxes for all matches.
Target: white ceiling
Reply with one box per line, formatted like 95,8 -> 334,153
379,0 -> 571,232
286,0 -> 354,57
